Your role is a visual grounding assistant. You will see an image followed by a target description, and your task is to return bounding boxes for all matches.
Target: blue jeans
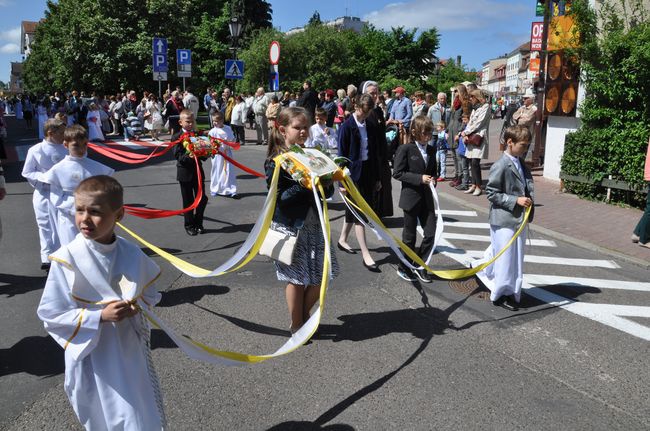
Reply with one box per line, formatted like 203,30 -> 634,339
436,149 -> 447,178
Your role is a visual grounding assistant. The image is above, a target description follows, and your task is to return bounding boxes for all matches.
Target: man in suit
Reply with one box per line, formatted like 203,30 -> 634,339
172,109 -> 208,236
392,115 -> 438,283
296,80 -> 318,125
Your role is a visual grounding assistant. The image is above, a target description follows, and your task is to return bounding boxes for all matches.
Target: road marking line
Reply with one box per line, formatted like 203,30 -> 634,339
444,221 -> 491,229
525,274 -> 650,292
523,286 -> 650,341
435,236 -> 650,341
440,210 -> 478,217
462,250 -> 620,268
442,232 -> 556,247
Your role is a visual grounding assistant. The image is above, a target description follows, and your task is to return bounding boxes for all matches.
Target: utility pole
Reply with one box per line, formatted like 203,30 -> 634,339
533,0 -> 552,168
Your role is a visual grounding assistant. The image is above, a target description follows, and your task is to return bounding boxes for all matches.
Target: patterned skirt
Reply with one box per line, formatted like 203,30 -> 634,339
273,219 -> 339,286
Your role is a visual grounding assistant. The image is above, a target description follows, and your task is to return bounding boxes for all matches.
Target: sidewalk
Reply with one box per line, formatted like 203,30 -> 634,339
439,119 -> 648,269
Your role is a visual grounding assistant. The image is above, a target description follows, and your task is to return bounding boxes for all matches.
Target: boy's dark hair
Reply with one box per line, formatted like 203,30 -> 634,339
503,125 -> 532,144
315,107 -> 327,118
410,115 -> 434,141
64,124 -> 88,143
75,175 -> 123,210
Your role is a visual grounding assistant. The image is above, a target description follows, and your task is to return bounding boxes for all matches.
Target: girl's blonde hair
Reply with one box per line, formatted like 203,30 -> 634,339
267,107 -> 308,159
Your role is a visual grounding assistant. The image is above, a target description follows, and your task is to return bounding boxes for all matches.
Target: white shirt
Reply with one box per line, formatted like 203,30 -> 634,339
415,141 -> 428,164
505,151 -> 525,184
353,113 -> 369,161
21,140 -> 68,190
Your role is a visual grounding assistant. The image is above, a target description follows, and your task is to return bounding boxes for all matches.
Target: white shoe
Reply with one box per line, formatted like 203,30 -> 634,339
632,234 -> 640,243
463,186 -> 476,194
472,188 -> 482,196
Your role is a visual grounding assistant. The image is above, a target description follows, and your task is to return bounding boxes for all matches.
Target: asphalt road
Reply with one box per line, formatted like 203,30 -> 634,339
1,132 -> 649,430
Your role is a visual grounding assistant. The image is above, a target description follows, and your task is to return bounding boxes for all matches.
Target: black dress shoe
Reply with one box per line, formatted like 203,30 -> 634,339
337,242 -> 357,254
196,226 -> 206,234
363,261 -> 381,273
230,194 -> 241,200
185,226 -> 198,236
492,296 -> 519,311
40,262 -> 51,272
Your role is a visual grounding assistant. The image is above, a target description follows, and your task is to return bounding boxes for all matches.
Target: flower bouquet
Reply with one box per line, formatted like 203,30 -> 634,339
277,145 -> 349,190
181,133 -> 218,158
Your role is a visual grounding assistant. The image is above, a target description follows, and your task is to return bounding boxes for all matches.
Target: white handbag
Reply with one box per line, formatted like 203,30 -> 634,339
259,227 -> 298,266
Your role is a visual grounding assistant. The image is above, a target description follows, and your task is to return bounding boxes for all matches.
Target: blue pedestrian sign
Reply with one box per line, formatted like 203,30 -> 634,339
225,59 -> 244,80
152,37 -> 168,72
177,49 -> 191,65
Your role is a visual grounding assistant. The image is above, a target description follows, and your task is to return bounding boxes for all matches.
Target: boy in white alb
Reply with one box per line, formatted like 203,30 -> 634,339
305,107 -> 338,151
208,110 -> 238,198
41,125 -> 114,245
37,175 -> 166,430
21,118 -> 68,271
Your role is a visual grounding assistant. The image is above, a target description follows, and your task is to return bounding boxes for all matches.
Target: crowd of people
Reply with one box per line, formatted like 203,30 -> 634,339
0,76 -> 547,430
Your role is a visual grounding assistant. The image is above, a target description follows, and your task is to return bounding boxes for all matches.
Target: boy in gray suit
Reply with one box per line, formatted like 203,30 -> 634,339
480,125 -> 534,311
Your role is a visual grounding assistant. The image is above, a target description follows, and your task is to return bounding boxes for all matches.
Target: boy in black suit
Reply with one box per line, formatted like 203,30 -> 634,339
172,109 -> 208,235
392,115 -> 438,283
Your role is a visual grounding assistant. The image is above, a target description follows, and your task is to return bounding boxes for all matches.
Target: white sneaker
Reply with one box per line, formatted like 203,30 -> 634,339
472,188 -> 482,196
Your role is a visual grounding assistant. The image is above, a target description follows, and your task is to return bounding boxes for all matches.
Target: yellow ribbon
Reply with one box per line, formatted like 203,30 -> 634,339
340,175 -> 530,279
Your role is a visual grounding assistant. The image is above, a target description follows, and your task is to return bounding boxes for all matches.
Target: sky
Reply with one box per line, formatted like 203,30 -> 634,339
0,0 -> 538,86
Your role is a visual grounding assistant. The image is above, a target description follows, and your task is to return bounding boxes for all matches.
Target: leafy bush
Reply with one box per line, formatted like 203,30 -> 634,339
561,0 -> 649,206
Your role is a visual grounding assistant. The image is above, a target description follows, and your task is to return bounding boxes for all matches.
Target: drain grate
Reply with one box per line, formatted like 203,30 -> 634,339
448,277 -> 491,301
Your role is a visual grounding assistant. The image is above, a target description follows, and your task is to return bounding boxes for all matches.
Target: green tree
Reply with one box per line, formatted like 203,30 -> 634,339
23,0 -> 271,94
561,0 -> 650,206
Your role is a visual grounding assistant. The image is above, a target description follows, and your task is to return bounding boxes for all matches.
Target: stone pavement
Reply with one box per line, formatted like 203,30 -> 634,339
2,114 -> 647,268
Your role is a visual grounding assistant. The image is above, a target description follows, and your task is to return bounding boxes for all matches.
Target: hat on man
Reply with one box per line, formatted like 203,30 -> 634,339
523,88 -> 535,98
393,86 -> 405,94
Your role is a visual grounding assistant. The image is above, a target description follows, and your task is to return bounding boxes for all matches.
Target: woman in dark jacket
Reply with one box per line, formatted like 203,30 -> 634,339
337,93 -> 382,272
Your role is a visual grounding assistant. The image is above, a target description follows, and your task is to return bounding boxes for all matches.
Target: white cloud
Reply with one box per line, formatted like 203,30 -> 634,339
364,0 -> 528,31
0,0 -> 14,7
0,26 -> 21,43
0,43 -> 19,53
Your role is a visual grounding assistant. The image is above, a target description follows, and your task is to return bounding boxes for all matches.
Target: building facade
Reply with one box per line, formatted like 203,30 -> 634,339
286,16 -> 367,35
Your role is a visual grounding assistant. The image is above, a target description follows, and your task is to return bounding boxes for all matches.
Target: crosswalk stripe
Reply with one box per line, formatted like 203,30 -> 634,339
444,221 -> 491,229
442,232 -> 556,247
462,250 -> 620,268
439,210 -> 477,217
525,274 -> 650,292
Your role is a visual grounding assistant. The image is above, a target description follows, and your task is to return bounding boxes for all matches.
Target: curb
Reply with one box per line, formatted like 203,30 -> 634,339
438,191 -> 650,271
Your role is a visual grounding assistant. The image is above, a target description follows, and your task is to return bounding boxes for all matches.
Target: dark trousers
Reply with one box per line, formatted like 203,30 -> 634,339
400,202 -> 437,271
634,182 -> 650,244
470,158 -> 482,186
179,179 -> 208,227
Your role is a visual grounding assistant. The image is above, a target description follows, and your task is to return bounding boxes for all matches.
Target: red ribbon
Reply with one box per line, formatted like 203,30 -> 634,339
216,149 -> 265,178
123,156 -> 204,219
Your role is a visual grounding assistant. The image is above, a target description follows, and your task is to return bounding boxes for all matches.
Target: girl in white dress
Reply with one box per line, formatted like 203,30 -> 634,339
36,97 -> 50,141
86,103 -> 105,142
208,111 -> 238,198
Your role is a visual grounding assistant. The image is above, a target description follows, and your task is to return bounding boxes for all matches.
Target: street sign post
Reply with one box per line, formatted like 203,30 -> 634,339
225,60 -> 244,80
269,41 -> 280,92
176,49 -> 192,90
269,64 -> 279,92
152,37 -> 168,98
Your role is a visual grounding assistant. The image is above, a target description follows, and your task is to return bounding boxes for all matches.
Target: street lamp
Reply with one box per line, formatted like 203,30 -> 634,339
228,17 -> 242,94
229,17 -> 242,59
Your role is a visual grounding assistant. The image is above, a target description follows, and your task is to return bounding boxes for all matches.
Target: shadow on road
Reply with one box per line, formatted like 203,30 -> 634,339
266,423 -> 354,431
158,284 -> 230,308
0,273 -> 46,298
0,335 -> 64,378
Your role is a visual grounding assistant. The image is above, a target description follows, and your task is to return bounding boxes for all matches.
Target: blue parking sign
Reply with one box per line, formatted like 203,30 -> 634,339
177,49 -> 191,65
152,37 -> 168,72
